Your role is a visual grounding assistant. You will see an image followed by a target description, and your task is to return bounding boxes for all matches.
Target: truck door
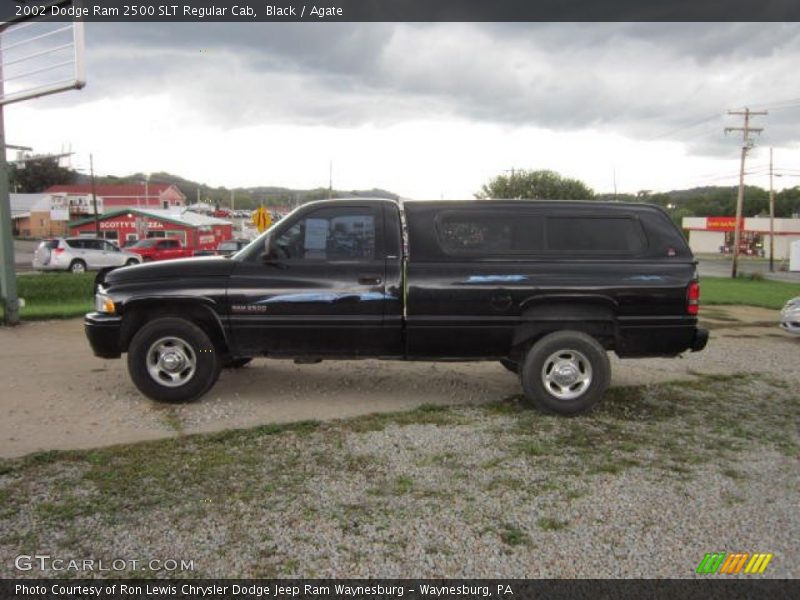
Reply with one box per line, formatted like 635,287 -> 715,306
227,204 -> 398,357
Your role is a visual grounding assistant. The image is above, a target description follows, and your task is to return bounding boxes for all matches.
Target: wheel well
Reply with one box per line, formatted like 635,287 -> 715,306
510,302 -> 618,359
120,302 -> 228,354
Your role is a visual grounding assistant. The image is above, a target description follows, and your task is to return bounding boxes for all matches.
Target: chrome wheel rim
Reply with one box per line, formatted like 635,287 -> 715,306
541,349 -> 592,400
71,262 -> 85,273
146,336 -> 197,388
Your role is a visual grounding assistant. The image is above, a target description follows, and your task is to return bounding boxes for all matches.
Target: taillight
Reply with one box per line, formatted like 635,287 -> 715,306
687,281 -> 700,315
54,248 -> 65,255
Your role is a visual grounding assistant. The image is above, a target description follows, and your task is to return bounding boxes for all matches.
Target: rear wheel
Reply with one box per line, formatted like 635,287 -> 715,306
520,330 -> 610,416
69,259 -> 86,273
127,317 -> 221,403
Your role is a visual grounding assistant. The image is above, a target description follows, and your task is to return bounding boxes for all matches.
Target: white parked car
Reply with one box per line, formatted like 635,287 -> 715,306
780,297 -> 800,336
33,237 -> 142,273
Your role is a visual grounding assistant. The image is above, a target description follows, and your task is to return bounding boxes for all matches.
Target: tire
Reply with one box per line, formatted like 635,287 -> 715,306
500,358 -> 519,374
125,258 -> 139,266
223,357 -> 252,369
127,317 -> 221,403
69,259 -> 87,273
520,330 -> 610,416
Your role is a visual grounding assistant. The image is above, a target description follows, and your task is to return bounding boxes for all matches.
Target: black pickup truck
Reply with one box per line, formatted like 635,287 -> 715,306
86,198 -> 708,415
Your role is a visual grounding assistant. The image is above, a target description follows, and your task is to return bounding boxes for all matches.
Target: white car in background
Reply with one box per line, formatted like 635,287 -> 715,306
780,297 -> 800,336
33,237 -> 142,273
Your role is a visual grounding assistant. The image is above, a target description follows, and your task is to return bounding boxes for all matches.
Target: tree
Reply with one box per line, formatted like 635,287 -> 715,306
475,169 -> 594,200
9,157 -> 77,193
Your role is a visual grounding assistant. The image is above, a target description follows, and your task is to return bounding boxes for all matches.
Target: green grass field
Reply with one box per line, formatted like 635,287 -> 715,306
0,273 -> 94,321
701,276 -> 800,310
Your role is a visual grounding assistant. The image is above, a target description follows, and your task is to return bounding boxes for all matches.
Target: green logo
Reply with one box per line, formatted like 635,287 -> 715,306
697,552 -> 773,575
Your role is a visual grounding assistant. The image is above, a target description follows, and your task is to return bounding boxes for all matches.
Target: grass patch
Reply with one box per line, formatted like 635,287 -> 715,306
499,523 -> 530,546
1,273 -> 95,321
343,403 -> 462,433
702,276 -> 799,310
537,517 -> 568,531
721,467 -> 747,481
393,476 -> 414,495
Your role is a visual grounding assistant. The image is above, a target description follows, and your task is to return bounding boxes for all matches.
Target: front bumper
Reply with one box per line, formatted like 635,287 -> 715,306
692,327 -> 709,352
84,312 -> 123,358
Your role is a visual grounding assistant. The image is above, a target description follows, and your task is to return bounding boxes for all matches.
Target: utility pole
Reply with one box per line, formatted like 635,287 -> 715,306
230,189 -> 234,212
725,107 -> 766,278
90,153 -> 99,238
0,90 -> 19,325
613,167 -> 618,201
769,147 -> 775,272
504,168 -> 524,199
328,160 -> 333,200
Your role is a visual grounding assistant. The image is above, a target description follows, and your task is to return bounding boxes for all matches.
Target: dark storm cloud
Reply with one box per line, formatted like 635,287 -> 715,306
76,22 -> 800,157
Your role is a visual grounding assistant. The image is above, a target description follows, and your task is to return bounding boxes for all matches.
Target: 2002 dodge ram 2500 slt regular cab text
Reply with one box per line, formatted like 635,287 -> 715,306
85,199 -> 709,415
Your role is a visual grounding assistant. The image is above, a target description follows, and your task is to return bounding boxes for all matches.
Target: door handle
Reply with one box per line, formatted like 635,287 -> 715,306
358,275 -> 382,285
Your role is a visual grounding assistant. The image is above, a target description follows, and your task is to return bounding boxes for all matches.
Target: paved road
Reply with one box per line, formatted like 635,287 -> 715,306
697,256 -> 800,282
12,239 -> 37,272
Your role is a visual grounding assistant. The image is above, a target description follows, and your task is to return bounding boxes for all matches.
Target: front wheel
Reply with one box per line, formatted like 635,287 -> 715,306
520,330 -> 610,416
127,317 -> 221,403
125,258 -> 139,266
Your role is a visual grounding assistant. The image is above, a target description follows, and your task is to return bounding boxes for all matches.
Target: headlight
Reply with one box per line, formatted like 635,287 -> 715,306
95,293 -> 116,314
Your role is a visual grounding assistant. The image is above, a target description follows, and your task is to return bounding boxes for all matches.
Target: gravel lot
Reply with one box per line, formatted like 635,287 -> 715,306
0,305 -> 798,579
0,375 -> 797,578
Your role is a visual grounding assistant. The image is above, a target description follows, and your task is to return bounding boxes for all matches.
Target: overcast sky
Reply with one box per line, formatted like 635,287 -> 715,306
8,22 -> 800,199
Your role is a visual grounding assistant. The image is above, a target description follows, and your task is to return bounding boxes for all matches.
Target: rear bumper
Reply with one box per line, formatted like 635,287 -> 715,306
84,312 -> 123,358
615,318 -> 709,357
692,327 -> 709,352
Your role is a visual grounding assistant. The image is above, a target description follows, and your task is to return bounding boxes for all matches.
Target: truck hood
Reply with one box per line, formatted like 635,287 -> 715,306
104,256 -> 237,284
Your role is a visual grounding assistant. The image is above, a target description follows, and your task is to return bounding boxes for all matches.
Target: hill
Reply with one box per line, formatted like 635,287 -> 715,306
73,171 -> 399,210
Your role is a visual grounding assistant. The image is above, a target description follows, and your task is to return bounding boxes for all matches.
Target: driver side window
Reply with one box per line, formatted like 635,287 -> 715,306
273,208 -> 376,261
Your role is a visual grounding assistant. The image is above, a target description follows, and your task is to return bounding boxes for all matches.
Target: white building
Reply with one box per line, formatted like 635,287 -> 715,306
683,216 -> 800,259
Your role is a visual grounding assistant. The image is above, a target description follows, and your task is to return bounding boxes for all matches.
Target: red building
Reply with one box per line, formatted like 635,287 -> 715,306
46,183 -> 186,217
69,208 -> 232,250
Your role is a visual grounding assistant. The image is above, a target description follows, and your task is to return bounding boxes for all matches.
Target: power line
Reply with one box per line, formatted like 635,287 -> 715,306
647,113 -> 723,142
